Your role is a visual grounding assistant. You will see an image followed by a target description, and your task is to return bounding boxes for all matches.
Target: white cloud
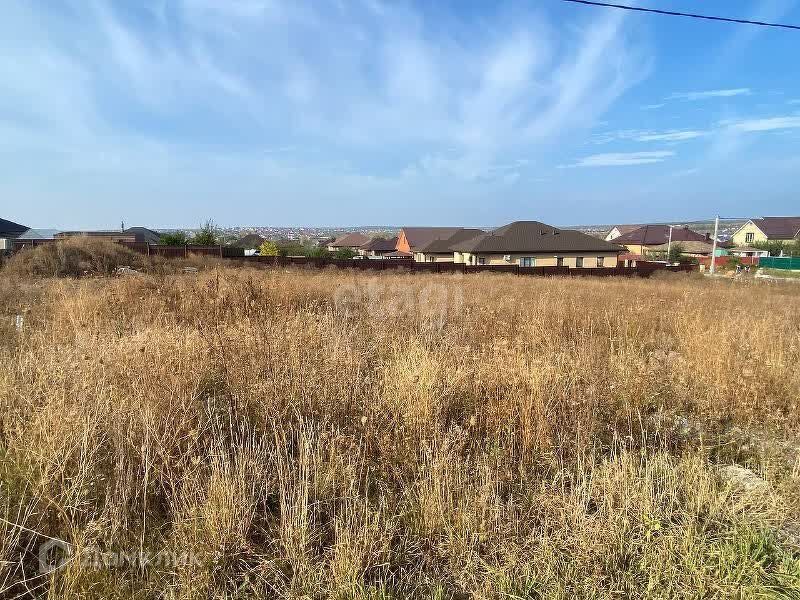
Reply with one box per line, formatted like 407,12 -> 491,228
635,130 -> 707,142
641,103 -> 664,110
667,88 -> 751,101
563,151 -> 674,168
729,116 -> 800,132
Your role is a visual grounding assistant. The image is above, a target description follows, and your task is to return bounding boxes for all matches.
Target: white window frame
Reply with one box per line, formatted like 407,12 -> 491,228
745,232 -> 755,243
596,256 -> 604,267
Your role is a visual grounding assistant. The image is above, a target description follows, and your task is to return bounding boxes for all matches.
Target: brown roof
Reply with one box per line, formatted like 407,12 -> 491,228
608,224 -> 643,236
613,225 -> 711,246
360,236 -> 398,252
750,217 -> 800,239
418,229 -> 485,253
233,233 -> 266,248
647,240 -> 715,255
329,232 -> 371,248
399,227 -> 462,251
452,221 -> 624,254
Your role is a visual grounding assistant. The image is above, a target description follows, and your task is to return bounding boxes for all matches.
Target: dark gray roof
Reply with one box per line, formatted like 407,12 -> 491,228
233,233 -> 266,248
361,236 -> 398,252
124,227 -> 162,243
452,221 -> 624,253
0,217 -> 29,237
16,228 -> 59,240
400,227 -> 462,251
418,229 -> 485,253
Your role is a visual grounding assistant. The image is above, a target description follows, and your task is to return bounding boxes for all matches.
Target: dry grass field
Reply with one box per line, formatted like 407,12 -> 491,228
1,256 -> 799,598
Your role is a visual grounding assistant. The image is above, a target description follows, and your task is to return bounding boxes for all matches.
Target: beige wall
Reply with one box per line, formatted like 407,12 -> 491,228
731,222 -> 769,246
415,252 -> 454,262
459,252 -> 619,268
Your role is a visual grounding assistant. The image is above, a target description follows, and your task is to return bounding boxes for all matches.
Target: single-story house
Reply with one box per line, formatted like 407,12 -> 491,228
414,229 -> 485,262
0,217 -> 29,251
450,221 -> 624,267
645,240 -> 718,258
53,227 -> 160,244
233,233 -> 266,249
612,225 -> 714,256
604,224 -> 643,242
327,232 -> 371,253
728,246 -> 769,258
396,227 -> 463,258
359,237 -> 398,257
123,227 -> 162,244
12,228 -> 60,251
730,217 -> 800,246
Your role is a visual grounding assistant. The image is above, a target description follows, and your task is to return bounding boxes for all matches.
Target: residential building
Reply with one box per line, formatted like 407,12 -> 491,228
450,221 -> 624,267
730,217 -> 800,246
123,227 -> 162,244
414,229 -> 485,262
55,230 -> 137,243
396,227 -> 462,257
612,225 -> 713,256
359,237 -> 398,257
233,233 -> 266,249
327,232 -> 371,253
604,224 -> 642,242
728,246 -> 769,258
0,217 -> 29,251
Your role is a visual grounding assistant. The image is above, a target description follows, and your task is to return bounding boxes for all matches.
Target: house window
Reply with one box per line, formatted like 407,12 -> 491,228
427,255 -> 435,262
556,256 -> 564,267
576,256 -> 584,268
596,256 -> 604,267
520,257 -> 535,267
477,257 -> 486,265
745,232 -> 755,243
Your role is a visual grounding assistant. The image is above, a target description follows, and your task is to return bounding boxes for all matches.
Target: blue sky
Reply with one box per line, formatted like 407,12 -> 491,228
1,0 -> 799,229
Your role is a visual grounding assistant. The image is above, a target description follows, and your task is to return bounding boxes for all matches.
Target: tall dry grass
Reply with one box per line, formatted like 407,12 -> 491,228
0,267 -> 799,598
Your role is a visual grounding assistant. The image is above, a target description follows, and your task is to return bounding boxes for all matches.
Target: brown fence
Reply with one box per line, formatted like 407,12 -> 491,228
10,239 -> 698,277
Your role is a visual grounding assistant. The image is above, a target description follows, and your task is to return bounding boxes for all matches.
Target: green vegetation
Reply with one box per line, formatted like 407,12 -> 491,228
752,239 -> 800,256
333,247 -> 357,259
189,219 -> 219,246
159,231 -> 189,246
258,240 -> 280,256
667,242 -> 684,263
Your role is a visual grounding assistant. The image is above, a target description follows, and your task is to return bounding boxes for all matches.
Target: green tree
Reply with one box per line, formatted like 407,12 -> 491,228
190,220 -> 218,246
258,240 -> 279,256
159,231 -> 188,246
668,242 -> 684,263
304,246 -> 330,259
334,248 -> 357,260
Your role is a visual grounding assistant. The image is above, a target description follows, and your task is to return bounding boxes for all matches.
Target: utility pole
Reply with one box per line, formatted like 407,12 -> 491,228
666,225 -> 674,263
709,215 -> 719,274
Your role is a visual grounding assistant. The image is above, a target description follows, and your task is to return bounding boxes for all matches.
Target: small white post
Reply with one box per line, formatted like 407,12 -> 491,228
15,315 -> 23,332
710,215 -> 719,275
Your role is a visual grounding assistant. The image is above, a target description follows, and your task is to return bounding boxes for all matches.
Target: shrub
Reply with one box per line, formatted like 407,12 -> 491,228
2,237 -> 148,278
160,231 -> 189,246
258,241 -> 279,256
189,220 -> 218,246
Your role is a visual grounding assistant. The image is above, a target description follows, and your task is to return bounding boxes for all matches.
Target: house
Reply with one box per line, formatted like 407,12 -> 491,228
450,221 -> 624,267
0,217 -> 29,251
414,229 -> 485,262
123,227 -> 162,244
358,237 -> 398,257
327,232 -> 371,253
55,230 -> 138,243
642,240 -> 717,258
396,227 -> 462,258
233,233 -> 266,249
729,246 -> 769,258
604,224 -> 643,242
612,225 -> 713,256
730,217 -> 800,246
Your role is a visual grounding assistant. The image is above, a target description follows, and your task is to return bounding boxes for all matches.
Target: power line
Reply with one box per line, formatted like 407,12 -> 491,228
559,0 -> 800,31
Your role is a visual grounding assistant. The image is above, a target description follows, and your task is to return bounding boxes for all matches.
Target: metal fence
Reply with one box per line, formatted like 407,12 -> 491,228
759,256 -> 800,270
